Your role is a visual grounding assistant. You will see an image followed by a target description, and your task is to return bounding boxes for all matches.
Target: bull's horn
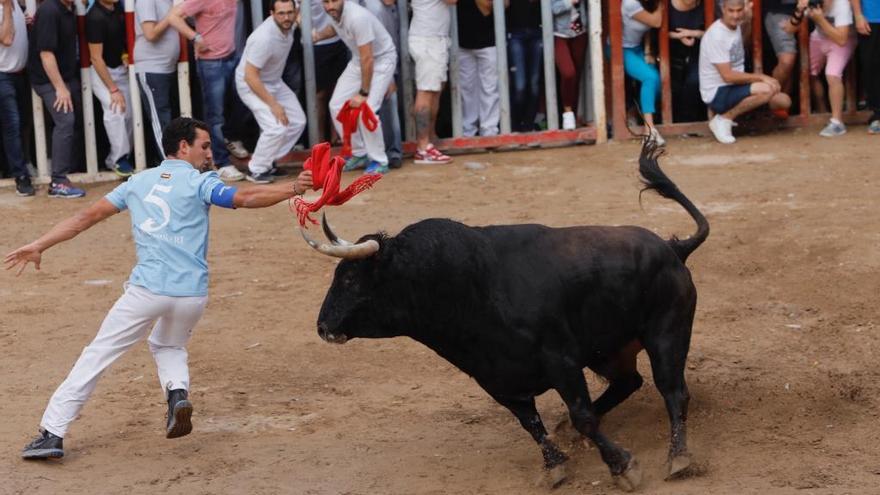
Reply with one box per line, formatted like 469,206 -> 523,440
322,213 -> 352,246
300,225 -> 379,259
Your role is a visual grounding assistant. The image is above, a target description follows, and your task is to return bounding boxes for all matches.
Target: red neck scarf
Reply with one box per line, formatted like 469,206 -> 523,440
292,142 -> 382,226
335,101 -> 378,158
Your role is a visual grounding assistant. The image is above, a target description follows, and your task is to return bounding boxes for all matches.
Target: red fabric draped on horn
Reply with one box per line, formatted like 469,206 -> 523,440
292,142 -> 382,227
335,101 -> 378,158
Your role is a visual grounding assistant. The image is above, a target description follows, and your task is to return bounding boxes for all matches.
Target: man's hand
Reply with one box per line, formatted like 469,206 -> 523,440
195,39 -> 209,54
4,243 -> 42,276
54,85 -> 73,113
856,14 -> 871,35
294,170 -> 314,194
807,5 -> 824,21
110,90 -> 126,114
760,74 -> 781,92
385,80 -> 396,99
270,102 -> 289,125
349,93 -> 366,108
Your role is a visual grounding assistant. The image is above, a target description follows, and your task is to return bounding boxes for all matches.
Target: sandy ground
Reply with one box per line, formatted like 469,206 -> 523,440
1,126 -> 879,495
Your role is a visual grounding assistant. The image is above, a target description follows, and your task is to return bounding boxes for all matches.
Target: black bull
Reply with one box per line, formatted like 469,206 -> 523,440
304,140 -> 709,490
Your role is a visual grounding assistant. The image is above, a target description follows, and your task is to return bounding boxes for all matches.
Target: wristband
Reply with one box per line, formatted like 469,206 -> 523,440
358,88 -> 369,97
193,33 -> 203,43
110,87 -> 120,94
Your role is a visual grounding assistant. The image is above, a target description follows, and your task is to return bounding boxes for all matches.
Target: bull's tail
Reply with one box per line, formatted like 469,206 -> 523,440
638,138 -> 709,263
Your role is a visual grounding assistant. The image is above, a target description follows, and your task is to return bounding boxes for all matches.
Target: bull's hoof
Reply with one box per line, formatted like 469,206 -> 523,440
665,453 -> 697,480
613,457 -> 642,492
535,464 -> 568,489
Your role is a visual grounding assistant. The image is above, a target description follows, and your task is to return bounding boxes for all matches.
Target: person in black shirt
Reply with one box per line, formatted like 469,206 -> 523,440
87,0 -> 134,177
506,0 -> 542,132
28,0 -> 85,198
668,0 -> 706,122
457,0 -> 499,136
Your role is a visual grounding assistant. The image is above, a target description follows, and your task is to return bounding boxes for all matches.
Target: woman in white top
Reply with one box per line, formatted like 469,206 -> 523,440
790,0 -> 856,136
621,0 -> 665,143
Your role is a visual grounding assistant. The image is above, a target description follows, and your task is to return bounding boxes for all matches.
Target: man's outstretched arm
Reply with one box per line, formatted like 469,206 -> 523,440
5,199 -> 121,275
232,170 -> 314,209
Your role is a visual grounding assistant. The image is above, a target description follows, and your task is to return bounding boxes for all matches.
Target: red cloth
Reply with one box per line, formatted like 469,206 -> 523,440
335,101 -> 378,158
292,142 -> 382,227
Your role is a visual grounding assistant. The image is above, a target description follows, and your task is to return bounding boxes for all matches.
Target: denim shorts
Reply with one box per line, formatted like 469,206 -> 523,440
708,84 -> 752,114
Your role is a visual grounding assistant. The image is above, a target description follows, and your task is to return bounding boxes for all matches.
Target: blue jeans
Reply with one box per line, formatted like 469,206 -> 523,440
508,29 -> 543,132
196,56 -> 240,166
378,77 -> 402,164
0,71 -> 28,178
137,72 -> 176,161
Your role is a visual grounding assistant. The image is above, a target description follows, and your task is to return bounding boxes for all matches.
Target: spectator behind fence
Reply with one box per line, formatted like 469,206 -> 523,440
668,0 -> 706,122
29,0 -> 86,198
699,0 -> 791,144
235,0 -> 305,184
318,0 -> 397,175
360,0 -> 403,169
507,0 -> 542,132
409,0 -> 454,164
309,0 -> 349,143
0,0 -> 33,196
134,0 -> 180,162
165,0 -> 247,182
801,0 -> 857,136
765,0 -> 799,109
86,0 -> 134,178
852,0 -> 880,133
620,0 -> 665,144
457,0 -> 499,137
552,0 -> 587,131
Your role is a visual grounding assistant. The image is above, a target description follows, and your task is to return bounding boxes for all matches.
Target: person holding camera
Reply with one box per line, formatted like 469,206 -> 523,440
789,0 -> 856,136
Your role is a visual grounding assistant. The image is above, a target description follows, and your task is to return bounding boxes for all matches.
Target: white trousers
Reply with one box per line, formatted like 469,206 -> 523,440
328,57 -> 396,164
236,80 -> 307,175
459,47 -> 500,137
41,284 -> 207,437
90,65 -> 133,168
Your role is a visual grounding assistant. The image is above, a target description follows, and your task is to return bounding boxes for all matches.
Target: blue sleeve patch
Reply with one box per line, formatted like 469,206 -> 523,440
210,183 -> 237,209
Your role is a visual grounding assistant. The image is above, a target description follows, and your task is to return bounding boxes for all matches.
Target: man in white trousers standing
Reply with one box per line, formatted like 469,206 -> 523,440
236,0 -> 306,184
316,0 -> 397,175
86,0 -> 134,177
7,117 -> 313,460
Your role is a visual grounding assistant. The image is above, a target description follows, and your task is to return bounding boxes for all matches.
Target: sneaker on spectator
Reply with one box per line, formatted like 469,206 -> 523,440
246,171 -> 275,184
562,111 -> 576,130
413,145 -> 452,165
819,120 -> 846,138
364,161 -> 389,175
114,156 -> 134,178
342,155 -> 369,172
269,165 -> 289,177
15,176 -> 35,197
708,115 -> 736,144
225,139 -> 250,159
48,181 -> 85,198
388,157 -> 403,169
868,119 -> 880,135
648,126 -> 666,146
218,165 -> 245,181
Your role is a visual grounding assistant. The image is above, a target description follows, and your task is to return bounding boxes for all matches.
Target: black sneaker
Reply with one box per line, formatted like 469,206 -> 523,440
22,429 -> 64,460
15,176 -> 35,197
166,389 -> 193,439
246,171 -> 275,184
268,166 -> 289,177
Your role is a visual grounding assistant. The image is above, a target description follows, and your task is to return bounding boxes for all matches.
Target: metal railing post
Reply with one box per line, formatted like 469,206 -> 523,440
76,1 -> 99,176
588,0 -> 606,141
125,0 -> 146,171
540,0 -> 559,130
301,0 -> 320,146
492,0 -> 511,135
449,5 -> 463,137
398,0 -> 415,141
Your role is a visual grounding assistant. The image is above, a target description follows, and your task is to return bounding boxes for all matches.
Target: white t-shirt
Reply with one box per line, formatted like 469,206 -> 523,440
0,3 -> 28,73
134,0 -> 180,74
410,0 -> 451,38
235,17 -> 294,85
311,0 -> 340,46
621,0 -> 651,48
330,1 -> 396,63
811,0 -> 853,41
698,19 -> 745,103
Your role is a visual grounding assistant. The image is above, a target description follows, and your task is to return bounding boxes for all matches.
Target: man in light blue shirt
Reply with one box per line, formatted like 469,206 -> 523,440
6,117 -> 313,460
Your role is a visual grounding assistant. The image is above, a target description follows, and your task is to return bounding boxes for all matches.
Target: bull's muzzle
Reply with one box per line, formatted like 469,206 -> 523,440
317,322 -> 348,344
299,213 -> 379,259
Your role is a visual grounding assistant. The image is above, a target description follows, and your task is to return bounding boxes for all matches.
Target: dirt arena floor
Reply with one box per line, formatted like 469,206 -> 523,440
2,127 -> 879,494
